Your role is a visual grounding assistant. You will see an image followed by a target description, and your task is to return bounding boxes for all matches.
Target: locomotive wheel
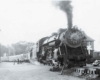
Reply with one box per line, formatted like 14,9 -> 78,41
64,60 -> 71,68
65,63 -> 68,67
65,63 -> 70,68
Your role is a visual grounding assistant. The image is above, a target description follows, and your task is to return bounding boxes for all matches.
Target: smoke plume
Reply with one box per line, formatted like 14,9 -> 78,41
57,0 -> 73,29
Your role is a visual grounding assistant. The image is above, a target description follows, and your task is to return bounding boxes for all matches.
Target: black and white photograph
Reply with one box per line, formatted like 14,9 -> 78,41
0,0 -> 100,80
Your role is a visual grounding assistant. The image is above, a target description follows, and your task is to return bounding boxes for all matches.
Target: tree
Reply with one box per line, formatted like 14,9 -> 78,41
0,41 -> 34,56
12,41 -> 34,55
0,44 -> 9,56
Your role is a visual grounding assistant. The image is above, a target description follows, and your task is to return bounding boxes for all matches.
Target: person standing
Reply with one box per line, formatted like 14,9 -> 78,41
17,59 -> 19,64
14,59 -> 16,65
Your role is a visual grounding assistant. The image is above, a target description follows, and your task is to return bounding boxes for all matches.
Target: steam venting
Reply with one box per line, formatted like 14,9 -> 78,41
58,1 -> 73,30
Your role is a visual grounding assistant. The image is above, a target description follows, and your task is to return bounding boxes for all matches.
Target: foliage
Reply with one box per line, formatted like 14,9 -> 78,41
0,44 -> 9,56
0,41 -> 34,57
12,41 -> 34,55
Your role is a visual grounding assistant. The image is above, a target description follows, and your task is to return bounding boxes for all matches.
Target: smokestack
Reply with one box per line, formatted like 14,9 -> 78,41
58,1 -> 73,30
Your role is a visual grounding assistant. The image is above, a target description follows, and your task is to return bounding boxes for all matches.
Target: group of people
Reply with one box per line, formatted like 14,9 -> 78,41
13,59 -> 22,65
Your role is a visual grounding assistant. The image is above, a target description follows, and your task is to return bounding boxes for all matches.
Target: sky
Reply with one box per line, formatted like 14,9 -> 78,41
0,0 -> 100,51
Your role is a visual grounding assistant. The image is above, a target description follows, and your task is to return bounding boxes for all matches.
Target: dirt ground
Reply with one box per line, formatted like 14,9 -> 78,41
0,62 -> 86,80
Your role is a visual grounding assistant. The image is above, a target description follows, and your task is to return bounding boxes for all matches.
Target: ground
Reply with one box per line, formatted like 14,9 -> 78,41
0,62 -> 85,80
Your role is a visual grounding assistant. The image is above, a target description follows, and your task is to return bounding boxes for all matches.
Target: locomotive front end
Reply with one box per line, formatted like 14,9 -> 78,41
61,27 -> 87,67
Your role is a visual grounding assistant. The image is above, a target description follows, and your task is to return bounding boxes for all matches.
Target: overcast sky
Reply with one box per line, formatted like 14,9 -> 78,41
0,0 -> 100,51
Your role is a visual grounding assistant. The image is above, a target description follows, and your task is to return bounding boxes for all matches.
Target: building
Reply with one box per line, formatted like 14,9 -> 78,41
83,34 -> 94,57
93,51 -> 100,59
85,35 -> 94,50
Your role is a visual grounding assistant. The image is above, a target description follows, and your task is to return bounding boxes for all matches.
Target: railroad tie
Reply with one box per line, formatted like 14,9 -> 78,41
87,68 -> 96,75
75,68 -> 85,75
87,68 -> 100,78
95,69 -> 100,75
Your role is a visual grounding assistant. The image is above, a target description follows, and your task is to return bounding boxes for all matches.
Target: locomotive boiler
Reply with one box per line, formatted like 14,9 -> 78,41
58,26 -> 87,67
36,26 -> 88,68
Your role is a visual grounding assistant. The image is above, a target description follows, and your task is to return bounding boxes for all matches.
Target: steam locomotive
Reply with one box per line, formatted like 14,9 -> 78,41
32,26 -> 88,68
1,26 -> 88,68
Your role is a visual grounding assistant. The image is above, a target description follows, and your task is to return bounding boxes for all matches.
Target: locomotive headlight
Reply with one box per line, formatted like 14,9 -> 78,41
65,28 -> 85,48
